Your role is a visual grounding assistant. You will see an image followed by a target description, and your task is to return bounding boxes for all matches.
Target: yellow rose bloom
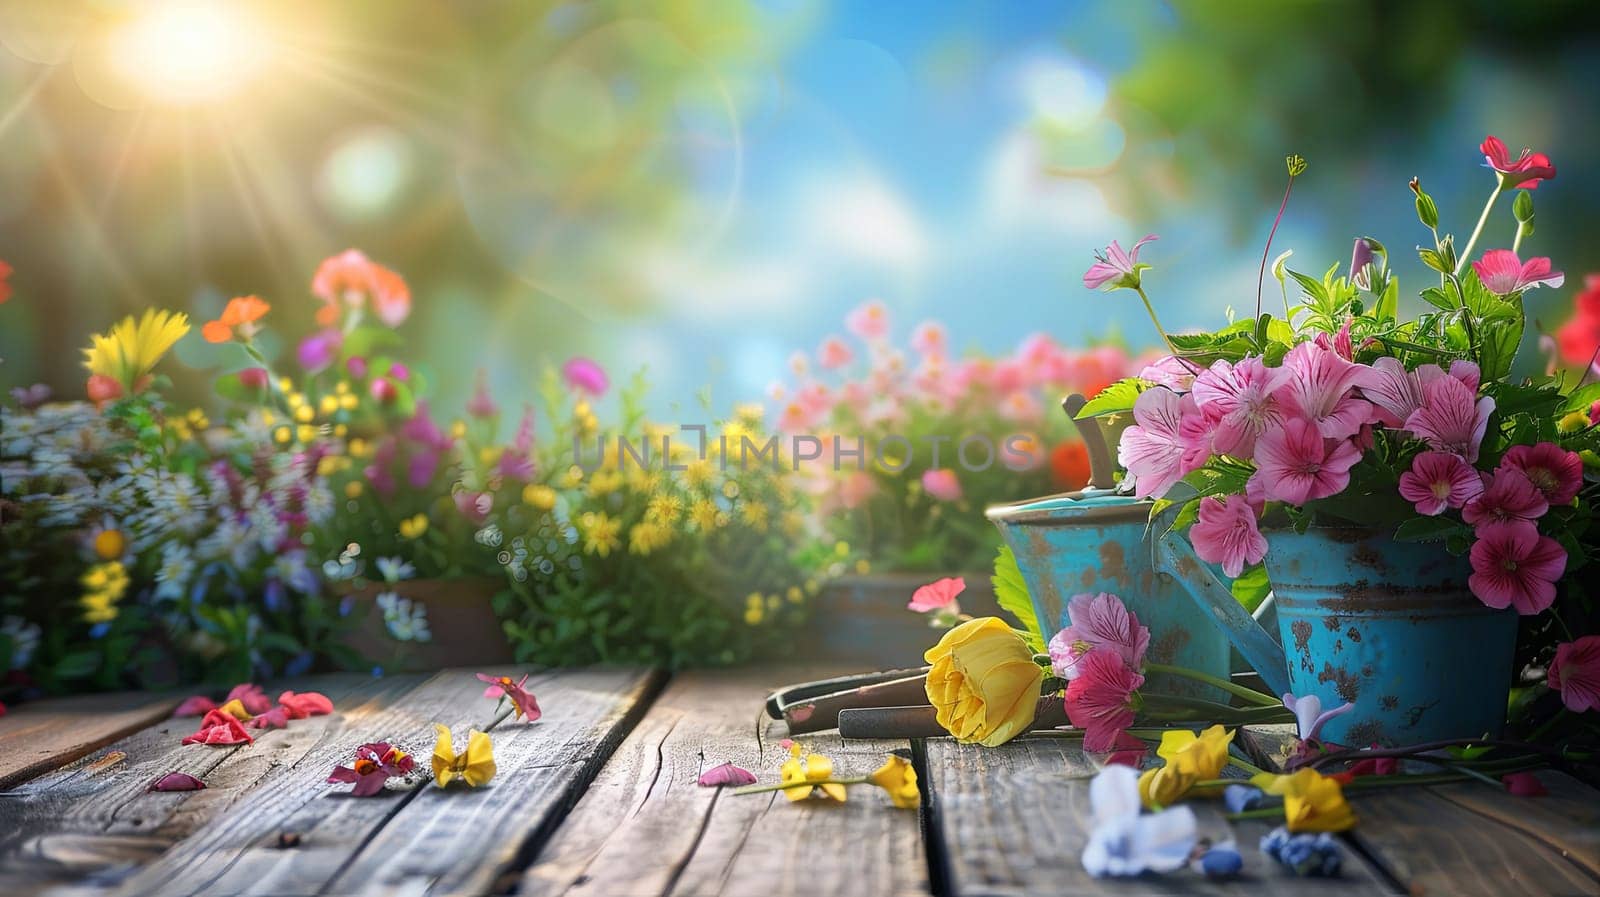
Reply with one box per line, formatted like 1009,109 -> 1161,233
923,617 -> 1044,747
1252,768 -> 1356,832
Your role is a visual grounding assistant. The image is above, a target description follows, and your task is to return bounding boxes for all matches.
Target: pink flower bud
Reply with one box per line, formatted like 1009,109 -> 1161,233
346,356 -> 368,379
238,367 -> 270,390
370,378 -> 398,404
388,362 -> 410,382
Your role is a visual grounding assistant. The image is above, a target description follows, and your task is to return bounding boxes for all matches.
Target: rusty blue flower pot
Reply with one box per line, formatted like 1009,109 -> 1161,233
1160,524 -> 1519,745
987,490 -> 1233,700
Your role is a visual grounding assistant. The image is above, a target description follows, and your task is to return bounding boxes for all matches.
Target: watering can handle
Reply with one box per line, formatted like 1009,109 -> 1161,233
1153,527 -> 1292,699
1061,394 -> 1117,490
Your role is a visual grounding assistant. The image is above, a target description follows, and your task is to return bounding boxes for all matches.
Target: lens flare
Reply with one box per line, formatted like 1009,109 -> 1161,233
110,2 -> 271,105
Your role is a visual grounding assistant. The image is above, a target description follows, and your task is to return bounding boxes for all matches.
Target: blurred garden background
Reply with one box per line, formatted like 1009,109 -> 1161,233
5,0 -> 1600,413
6,0 -> 1600,688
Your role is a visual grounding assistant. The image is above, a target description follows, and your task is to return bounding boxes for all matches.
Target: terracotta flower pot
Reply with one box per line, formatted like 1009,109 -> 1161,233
343,577 -> 514,672
807,572 -> 1000,667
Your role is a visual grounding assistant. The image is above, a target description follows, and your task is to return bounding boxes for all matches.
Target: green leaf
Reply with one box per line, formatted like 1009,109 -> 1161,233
341,324 -> 404,361
992,545 -> 1045,653
1076,377 -> 1150,419
1512,190 -> 1534,223
1230,563 -> 1271,613
1561,382 -> 1600,416
55,650 -> 102,679
1418,248 -> 1449,274
1416,193 -> 1439,229
1393,516 -> 1470,543
1419,286 -> 1455,311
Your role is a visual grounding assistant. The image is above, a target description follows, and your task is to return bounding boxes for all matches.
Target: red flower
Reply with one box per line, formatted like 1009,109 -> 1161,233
278,690 -> 334,719
0,259 -> 12,304
1064,648 -> 1145,752
1548,635 -> 1600,713
182,709 -> 254,745
1480,135 -> 1555,190
1555,274 -> 1600,368
1502,772 -> 1549,797
1050,440 -> 1092,490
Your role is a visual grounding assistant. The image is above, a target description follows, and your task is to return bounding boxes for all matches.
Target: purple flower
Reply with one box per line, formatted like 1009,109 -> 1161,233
1282,692 -> 1353,743
1047,592 -> 1150,680
1083,235 -> 1157,291
9,383 -> 50,409
562,357 -> 609,397
297,330 -> 342,373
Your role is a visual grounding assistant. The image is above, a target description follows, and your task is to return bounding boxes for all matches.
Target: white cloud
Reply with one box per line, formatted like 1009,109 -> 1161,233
803,174 -> 927,271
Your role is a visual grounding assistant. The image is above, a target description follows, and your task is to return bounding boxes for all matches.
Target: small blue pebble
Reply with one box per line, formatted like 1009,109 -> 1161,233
1200,846 -> 1244,879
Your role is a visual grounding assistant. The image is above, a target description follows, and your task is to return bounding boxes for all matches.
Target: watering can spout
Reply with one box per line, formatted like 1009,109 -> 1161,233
1152,513 -> 1291,698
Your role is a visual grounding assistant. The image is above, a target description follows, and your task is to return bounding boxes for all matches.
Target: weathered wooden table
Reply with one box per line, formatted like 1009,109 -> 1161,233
1,665 -> 1595,896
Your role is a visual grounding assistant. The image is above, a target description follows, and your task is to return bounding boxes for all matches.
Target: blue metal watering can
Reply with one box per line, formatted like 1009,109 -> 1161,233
985,397 -> 1233,699
987,489 -> 1234,700
1157,523 -> 1520,745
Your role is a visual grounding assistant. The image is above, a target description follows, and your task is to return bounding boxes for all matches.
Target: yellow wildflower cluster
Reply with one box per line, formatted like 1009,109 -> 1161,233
398,513 -> 429,539
628,520 -> 673,556
578,511 -> 621,557
81,561 -> 130,623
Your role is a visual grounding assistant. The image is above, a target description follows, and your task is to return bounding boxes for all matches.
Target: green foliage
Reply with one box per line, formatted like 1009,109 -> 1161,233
991,545 -> 1046,653
1230,564 -> 1271,613
1076,377 -> 1150,418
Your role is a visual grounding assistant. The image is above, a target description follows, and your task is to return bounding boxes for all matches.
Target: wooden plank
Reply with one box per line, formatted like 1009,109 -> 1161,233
0,691 -> 183,790
323,667 -> 663,897
1240,725 -> 1600,897
922,735 -> 1396,897
0,674 -> 416,894
101,666 -> 657,897
521,666 -> 929,897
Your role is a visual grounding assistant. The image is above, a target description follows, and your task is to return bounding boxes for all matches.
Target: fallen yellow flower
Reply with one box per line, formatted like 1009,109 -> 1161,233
1251,768 -> 1356,832
431,724 -> 496,788
923,617 -> 1043,747
868,754 -> 920,809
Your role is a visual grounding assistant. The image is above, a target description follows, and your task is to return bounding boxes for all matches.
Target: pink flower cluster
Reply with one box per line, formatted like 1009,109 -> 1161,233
775,301 -> 1141,511
1053,593 -> 1149,751
1119,334 -> 1579,613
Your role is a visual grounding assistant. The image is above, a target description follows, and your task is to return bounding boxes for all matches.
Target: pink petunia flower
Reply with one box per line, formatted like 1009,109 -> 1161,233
1468,521 -> 1566,614
909,577 -> 965,613
1283,692 -> 1354,743
845,300 -> 890,341
1398,451 -> 1484,516
1404,375 -> 1494,462
817,335 -> 853,370
1190,357 -> 1284,459
1462,466 -> 1549,527
562,357 -> 609,397
1480,135 -> 1555,190
922,468 -> 963,502
326,742 -> 416,797
1064,649 -> 1145,751
1047,592 -> 1150,681
453,489 -> 493,525
1547,635 -> 1600,713
1083,235 -> 1157,291
1117,388 -> 1204,500
1189,494 -> 1268,577
1500,443 -> 1583,506
1275,342 -> 1372,440
1252,417 -> 1363,506
1137,354 -> 1196,392
476,672 -> 541,721
1471,250 -> 1564,296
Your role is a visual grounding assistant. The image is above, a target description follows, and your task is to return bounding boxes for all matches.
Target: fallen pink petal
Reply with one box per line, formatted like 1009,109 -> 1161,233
698,762 -> 757,787
149,772 -> 207,792
1502,772 -> 1549,797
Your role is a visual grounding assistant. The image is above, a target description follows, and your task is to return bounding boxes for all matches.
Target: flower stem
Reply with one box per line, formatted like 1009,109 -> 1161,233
1225,806 -> 1285,822
1454,185 -> 1503,276
1134,285 -> 1178,357
1256,169 -> 1298,318
1144,664 -> 1282,707
1512,222 -> 1527,255
731,777 -> 868,796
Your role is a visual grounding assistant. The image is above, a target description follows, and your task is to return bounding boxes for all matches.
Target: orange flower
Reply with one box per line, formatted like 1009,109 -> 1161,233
202,296 -> 271,343
312,249 -> 411,327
